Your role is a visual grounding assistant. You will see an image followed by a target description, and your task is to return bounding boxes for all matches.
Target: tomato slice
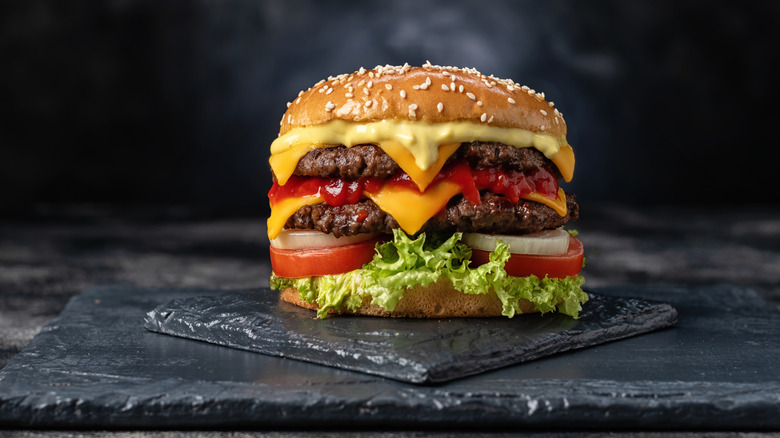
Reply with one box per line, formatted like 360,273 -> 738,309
469,236 -> 584,279
270,237 -> 385,278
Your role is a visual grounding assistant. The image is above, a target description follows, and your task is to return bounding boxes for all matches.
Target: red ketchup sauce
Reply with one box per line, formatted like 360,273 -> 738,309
268,161 -> 559,207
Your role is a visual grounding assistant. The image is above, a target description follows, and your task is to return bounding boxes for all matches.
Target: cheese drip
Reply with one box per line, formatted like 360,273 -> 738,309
270,120 -> 575,189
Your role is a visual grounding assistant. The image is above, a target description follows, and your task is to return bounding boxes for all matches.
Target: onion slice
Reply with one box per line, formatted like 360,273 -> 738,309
462,228 -> 571,255
270,229 -> 381,250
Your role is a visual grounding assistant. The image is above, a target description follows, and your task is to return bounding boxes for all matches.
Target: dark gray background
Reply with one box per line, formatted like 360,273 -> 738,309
2,0 -> 779,215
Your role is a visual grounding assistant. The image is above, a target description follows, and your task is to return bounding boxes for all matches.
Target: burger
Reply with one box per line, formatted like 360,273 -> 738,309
267,62 -> 587,318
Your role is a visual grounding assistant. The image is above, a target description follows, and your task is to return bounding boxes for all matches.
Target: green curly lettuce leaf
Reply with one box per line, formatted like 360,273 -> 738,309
270,229 -> 588,319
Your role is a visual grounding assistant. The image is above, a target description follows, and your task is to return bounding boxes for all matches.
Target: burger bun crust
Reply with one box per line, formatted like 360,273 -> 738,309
279,279 -> 539,318
280,64 -> 565,139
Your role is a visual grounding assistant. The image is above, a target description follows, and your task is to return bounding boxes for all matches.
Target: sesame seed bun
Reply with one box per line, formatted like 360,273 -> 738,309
280,63 -> 566,138
279,279 -> 540,318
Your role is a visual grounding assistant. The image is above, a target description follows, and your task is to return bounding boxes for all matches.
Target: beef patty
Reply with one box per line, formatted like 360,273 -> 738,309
291,142 -> 562,180
284,192 -> 579,237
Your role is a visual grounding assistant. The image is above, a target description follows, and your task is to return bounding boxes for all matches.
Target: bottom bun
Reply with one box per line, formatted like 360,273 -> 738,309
279,279 -> 539,318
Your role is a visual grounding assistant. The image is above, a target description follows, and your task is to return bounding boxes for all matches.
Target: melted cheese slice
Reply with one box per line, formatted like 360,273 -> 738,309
525,188 -> 568,217
381,141 -> 461,191
363,180 -> 463,235
268,194 -> 324,239
270,120 -> 575,187
266,186 -> 568,239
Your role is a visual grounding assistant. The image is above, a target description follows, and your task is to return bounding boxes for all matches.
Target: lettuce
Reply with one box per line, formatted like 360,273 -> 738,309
269,229 -> 588,319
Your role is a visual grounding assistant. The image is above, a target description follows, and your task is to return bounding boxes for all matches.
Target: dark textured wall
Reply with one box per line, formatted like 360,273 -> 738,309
2,1 -> 779,215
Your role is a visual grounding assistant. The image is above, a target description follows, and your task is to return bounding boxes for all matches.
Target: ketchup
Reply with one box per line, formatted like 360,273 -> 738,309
269,175 -> 374,207
268,161 -> 559,207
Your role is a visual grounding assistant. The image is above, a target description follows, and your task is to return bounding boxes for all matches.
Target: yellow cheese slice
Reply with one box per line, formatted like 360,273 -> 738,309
267,193 -> 324,239
268,143 -> 320,186
524,187 -> 568,217
551,144 -> 574,183
364,180 -> 462,235
381,141 -> 461,192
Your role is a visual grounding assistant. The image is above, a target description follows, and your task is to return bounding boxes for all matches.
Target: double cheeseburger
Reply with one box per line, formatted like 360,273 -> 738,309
268,63 -> 587,318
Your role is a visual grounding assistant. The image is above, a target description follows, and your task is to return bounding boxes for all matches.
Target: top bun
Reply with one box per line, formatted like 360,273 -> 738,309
279,62 -> 566,138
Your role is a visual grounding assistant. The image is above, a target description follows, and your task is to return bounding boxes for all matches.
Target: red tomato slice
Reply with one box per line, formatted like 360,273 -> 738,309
470,236 -> 584,279
270,237 -> 385,278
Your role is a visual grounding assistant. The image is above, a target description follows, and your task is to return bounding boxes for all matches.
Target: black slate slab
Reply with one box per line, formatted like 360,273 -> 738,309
143,290 -> 677,383
1,284 -> 779,430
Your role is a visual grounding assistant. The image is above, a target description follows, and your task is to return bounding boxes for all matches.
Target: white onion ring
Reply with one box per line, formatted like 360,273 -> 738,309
270,229 -> 380,250
462,228 -> 570,255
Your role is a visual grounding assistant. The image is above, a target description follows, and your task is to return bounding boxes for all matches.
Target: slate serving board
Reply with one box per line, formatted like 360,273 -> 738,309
1,284 -> 779,430
143,290 -> 677,383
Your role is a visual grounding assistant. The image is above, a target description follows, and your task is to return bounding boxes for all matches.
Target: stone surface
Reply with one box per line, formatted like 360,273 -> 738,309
144,289 -> 677,383
1,283 -> 778,430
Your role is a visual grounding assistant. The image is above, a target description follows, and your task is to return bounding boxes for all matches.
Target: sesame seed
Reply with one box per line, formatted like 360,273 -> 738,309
488,115 -> 494,123
508,98 -> 516,104
400,90 -> 407,98
467,92 -> 476,100
365,100 -> 373,107
345,92 -> 353,98
358,80 -> 365,87
540,109 -> 548,116
437,102 -> 444,112
413,85 -> 420,90
298,90 -> 304,97
367,80 -> 373,88
385,84 -> 393,90
325,101 -> 335,111
287,114 -> 292,123
326,88 -> 333,95
477,101 -> 483,106
450,82 -> 455,91
295,97 -> 301,104
363,88 -> 369,95
286,102 -> 291,108
409,103 -> 418,110
554,118 -> 559,125
540,125 -> 545,130
480,113 -> 487,122
420,83 -> 429,90
408,109 -> 416,120
369,72 -> 374,78
459,85 -> 464,92
441,84 -> 449,91
425,77 -> 432,86
442,71 -> 450,76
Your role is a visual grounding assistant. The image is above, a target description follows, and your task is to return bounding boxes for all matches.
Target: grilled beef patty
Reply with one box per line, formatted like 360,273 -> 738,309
291,142 -> 561,180
284,192 -> 578,237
